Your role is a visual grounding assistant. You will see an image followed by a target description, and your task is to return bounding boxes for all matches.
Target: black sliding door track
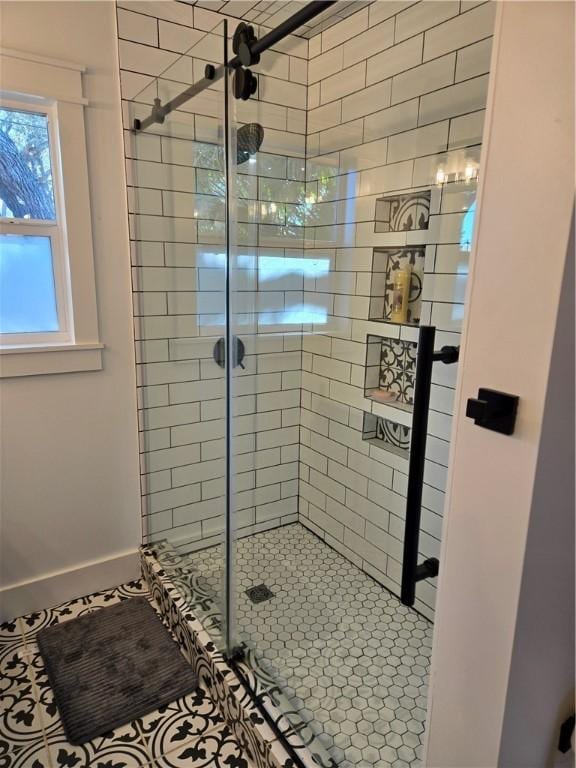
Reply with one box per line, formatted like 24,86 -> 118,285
133,0 -> 337,132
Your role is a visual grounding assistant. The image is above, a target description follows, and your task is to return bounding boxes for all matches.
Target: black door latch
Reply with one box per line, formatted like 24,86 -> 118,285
213,336 -> 246,370
433,345 -> 459,364
466,388 -> 519,435
559,714 -> 575,753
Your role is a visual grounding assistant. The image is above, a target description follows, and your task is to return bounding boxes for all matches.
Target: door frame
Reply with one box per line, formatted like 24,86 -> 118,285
424,2 -> 575,765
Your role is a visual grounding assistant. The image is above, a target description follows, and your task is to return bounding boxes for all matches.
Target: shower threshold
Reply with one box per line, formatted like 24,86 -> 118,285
142,523 -> 432,768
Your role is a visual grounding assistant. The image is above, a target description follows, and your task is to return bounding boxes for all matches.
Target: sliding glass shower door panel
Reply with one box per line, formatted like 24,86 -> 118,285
224,24 -> 318,744
127,19 -> 230,649
220,3 -> 497,765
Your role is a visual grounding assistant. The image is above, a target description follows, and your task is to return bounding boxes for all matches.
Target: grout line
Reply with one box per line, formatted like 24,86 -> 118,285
16,616 -> 28,648
26,652 -> 55,768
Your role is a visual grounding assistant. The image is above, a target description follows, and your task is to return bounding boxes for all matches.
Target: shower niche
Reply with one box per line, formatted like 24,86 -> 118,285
368,245 -> 425,326
374,189 -> 431,233
362,334 -> 416,458
362,412 -> 411,459
369,189 -> 433,326
364,335 -> 417,410
362,188 -> 435,456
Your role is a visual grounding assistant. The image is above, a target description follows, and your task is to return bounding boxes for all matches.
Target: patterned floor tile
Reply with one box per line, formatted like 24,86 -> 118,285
0,580 -> 252,768
152,720 -> 250,768
0,619 -> 22,648
138,688 -> 226,760
0,680 -> 45,752
2,736 -> 50,768
46,734 -> 153,768
0,640 -> 35,700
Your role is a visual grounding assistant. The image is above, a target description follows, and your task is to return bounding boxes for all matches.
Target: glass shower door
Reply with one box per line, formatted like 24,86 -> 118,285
127,18 -> 232,650
223,27 -> 323,757
220,5 -> 496,768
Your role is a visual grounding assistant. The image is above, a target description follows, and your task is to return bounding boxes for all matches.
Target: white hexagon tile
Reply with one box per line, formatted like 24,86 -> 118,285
163,523 -> 433,768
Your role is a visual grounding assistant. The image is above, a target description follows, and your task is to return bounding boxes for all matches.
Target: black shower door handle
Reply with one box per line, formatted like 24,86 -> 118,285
213,336 -> 246,369
400,326 -> 459,607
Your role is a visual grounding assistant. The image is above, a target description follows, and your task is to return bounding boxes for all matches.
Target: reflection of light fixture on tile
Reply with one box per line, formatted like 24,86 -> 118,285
305,192 -> 316,205
193,210 -> 198,218
269,202 -> 277,213
464,164 -> 477,183
261,203 -> 267,217
435,168 -> 446,186
248,156 -> 257,164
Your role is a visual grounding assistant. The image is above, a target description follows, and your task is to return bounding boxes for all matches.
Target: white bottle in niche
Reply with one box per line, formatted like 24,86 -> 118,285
391,268 -> 411,323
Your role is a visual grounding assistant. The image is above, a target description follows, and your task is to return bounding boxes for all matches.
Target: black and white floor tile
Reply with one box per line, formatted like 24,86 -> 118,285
160,524 -> 433,768
0,580 -> 251,768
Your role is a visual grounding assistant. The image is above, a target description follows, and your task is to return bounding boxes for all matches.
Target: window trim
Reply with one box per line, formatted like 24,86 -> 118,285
0,48 -> 103,377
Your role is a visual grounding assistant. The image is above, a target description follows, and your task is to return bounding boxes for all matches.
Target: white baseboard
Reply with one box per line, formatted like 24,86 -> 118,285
0,550 -> 140,623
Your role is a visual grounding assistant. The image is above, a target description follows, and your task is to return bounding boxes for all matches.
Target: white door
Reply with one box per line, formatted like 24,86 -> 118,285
425,2 -> 574,766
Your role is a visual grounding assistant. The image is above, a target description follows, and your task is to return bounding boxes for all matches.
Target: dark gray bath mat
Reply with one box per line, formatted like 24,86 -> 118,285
37,597 -> 197,745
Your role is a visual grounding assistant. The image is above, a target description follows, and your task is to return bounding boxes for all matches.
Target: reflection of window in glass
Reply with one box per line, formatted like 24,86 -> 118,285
259,305 -> 328,326
257,255 -> 330,282
0,107 -> 56,220
194,251 -> 331,328
460,199 -> 476,252
0,100 -> 69,345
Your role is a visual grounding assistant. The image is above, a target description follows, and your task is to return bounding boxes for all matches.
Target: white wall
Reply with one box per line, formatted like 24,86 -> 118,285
0,1 -> 141,621
497,213 -> 574,768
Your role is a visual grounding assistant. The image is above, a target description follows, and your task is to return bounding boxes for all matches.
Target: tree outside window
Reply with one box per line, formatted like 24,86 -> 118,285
0,107 -> 56,221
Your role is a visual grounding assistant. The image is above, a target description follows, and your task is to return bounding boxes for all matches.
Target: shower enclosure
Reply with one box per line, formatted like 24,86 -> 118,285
122,2 -> 495,764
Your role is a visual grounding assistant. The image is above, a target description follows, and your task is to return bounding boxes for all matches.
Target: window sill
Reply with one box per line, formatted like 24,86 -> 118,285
0,342 -> 104,378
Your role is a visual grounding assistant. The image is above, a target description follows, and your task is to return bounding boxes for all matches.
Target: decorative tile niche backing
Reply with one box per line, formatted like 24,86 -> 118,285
365,335 -> 417,410
362,412 -> 411,459
374,190 -> 432,233
369,246 -> 425,325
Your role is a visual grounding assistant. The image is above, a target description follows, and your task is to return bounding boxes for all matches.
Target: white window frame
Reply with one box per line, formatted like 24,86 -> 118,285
0,48 -> 103,377
0,97 -> 73,347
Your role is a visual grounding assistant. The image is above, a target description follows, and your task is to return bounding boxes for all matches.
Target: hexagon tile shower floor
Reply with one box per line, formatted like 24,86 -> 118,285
172,524 -> 433,768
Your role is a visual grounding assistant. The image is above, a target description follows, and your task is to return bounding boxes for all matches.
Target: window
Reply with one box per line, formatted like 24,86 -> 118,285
0,100 -> 71,345
0,48 -> 103,377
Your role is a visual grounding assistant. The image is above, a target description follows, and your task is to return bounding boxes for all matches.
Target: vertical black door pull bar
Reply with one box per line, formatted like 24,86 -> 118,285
400,327 -> 459,607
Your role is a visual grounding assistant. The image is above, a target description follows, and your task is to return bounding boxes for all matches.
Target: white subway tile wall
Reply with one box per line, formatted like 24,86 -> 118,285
118,1 -> 308,550
119,0 -> 495,621
302,0 -> 494,620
